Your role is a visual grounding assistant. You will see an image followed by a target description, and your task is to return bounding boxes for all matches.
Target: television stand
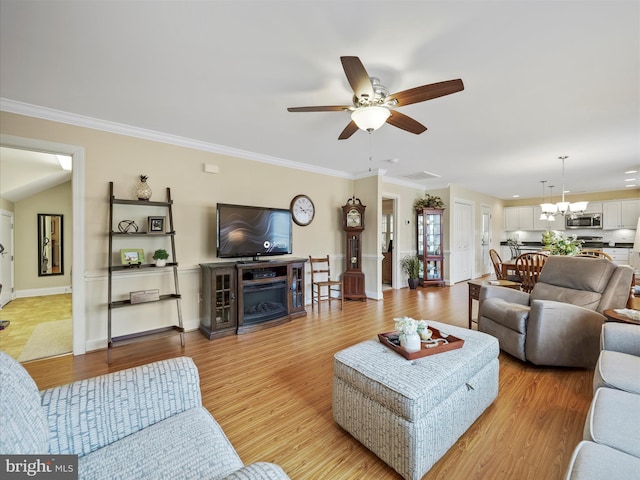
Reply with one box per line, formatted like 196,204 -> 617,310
199,258 -> 307,339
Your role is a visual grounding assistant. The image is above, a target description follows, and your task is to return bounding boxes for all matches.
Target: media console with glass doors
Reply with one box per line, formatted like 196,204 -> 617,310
199,258 -> 306,339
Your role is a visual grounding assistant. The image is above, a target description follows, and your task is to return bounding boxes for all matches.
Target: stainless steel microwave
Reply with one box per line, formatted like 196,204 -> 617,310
565,213 -> 602,229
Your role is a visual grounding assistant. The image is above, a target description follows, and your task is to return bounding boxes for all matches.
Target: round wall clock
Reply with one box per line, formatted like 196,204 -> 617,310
290,194 -> 315,226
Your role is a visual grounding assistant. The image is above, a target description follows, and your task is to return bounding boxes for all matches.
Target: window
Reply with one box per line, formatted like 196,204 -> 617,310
382,213 -> 394,252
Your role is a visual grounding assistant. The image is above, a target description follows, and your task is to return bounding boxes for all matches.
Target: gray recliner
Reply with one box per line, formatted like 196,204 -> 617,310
478,256 -> 633,368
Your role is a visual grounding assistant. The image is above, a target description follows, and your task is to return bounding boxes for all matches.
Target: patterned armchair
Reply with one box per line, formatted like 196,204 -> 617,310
0,352 -> 290,480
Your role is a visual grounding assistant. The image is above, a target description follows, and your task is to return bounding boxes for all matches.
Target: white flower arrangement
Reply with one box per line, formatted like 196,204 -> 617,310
394,317 -> 429,336
394,317 -> 419,335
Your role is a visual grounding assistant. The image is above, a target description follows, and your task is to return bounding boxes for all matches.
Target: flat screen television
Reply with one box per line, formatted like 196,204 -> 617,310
217,203 -> 292,259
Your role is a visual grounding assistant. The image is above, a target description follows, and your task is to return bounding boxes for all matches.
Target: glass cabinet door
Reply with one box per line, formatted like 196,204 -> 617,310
417,214 -> 424,257
289,262 -> 305,313
212,267 -> 236,331
425,213 -> 442,256
416,208 -> 445,286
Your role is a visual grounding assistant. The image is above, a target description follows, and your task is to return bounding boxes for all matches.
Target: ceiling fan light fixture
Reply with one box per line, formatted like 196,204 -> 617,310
351,106 -> 391,132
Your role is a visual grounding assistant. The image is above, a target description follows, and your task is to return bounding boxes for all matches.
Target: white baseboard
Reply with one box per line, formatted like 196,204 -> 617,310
15,286 -> 72,298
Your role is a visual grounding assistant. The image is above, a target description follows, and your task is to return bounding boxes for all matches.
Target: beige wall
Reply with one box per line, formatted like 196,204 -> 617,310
0,111 -> 386,349
7,109 -> 625,349
1,197 -> 14,212
14,181 -> 72,292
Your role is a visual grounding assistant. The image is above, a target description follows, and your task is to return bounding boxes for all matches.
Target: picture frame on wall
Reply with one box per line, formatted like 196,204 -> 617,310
147,216 -> 165,234
120,248 -> 145,265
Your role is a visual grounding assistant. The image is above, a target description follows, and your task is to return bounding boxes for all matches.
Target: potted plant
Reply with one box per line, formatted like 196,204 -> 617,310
152,249 -> 169,267
414,193 -> 445,210
400,255 -> 421,289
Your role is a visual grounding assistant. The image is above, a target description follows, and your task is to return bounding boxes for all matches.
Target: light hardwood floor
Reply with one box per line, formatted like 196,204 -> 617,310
19,282 -> 593,480
0,294 -> 72,359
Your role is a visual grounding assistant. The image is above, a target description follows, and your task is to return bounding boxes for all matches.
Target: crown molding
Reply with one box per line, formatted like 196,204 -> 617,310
1,98 -> 352,180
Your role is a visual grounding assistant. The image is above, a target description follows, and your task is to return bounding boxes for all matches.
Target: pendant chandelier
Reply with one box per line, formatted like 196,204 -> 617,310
540,156 -> 588,217
538,180 -> 556,221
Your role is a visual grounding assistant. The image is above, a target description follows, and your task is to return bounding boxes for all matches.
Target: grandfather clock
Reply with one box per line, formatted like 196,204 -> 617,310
342,196 -> 367,301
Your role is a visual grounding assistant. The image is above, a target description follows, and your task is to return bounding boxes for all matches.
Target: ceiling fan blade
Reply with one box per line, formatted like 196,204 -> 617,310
340,56 -> 374,102
338,121 -> 359,140
388,79 -> 464,107
287,105 -> 351,112
386,110 -> 427,134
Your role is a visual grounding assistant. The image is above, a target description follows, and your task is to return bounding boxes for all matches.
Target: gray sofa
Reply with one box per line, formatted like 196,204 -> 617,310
564,322 -> 640,479
0,352 -> 290,480
478,256 -> 633,368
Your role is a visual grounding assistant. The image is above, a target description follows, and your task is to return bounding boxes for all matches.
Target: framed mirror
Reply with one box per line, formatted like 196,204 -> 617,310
38,213 -> 64,276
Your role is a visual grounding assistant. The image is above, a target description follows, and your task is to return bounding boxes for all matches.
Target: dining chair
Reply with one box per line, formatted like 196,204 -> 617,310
576,249 -> 613,261
515,252 -> 548,293
309,255 -> 343,312
489,249 -> 504,280
490,249 -> 521,282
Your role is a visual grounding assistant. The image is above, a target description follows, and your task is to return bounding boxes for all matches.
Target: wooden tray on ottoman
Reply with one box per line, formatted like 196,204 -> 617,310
378,326 -> 465,360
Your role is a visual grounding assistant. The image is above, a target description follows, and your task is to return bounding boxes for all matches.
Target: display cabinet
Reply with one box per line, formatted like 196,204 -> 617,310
416,208 -> 445,287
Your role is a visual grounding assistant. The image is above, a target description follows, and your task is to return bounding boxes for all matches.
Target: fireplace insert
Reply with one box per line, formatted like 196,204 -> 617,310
241,280 -> 287,325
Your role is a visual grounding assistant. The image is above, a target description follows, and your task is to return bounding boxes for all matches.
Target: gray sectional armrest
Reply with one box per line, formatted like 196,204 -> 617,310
220,462 -> 291,480
601,322 -> 640,356
40,356 -> 203,456
526,300 -> 605,368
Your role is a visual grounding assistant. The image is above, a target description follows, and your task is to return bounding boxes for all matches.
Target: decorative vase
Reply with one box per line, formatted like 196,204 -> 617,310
135,175 -> 152,201
408,278 -> 419,290
400,332 -> 421,352
155,259 -> 166,267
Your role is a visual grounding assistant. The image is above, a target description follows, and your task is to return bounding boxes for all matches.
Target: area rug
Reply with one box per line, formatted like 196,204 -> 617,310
18,319 -> 72,362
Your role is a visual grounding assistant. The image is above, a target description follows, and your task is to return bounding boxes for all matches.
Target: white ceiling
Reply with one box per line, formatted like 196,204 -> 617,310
0,147 -> 71,202
1,1 -> 638,201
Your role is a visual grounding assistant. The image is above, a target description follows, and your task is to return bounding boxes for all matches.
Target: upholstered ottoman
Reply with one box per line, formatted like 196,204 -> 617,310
333,321 -> 499,480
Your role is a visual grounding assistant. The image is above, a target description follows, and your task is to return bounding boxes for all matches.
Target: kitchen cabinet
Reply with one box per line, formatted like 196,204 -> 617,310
504,206 -> 534,231
603,200 -> 640,229
532,206 -> 563,231
584,201 -> 603,214
603,248 -> 631,266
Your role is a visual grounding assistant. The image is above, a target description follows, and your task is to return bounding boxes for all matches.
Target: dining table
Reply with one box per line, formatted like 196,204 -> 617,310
501,259 -> 517,278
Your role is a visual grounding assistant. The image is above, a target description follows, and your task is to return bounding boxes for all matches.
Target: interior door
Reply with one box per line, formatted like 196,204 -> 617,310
481,206 -> 491,276
0,210 -> 14,307
451,201 -> 473,283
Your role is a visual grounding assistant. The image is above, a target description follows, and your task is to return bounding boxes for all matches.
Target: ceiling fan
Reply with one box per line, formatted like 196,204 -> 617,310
287,56 -> 464,140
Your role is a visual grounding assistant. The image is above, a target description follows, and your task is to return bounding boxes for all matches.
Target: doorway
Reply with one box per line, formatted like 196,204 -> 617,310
381,194 -> 399,290
481,206 -> 492,277
0,134 -> 85,356
451,199 -> 474,283
0,210 -> 13,308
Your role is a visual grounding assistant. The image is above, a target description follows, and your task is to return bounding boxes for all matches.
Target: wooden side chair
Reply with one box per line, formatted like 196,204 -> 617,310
309,255 -> 343,312
490,249 -> 521,283
515,252 -> 548,293
489,249 -> 504,280
576,249 -> 613,261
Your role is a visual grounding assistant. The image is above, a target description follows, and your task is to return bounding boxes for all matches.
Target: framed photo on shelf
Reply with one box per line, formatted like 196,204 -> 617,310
120,248 -> 145,265
147,216 -> 165,234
